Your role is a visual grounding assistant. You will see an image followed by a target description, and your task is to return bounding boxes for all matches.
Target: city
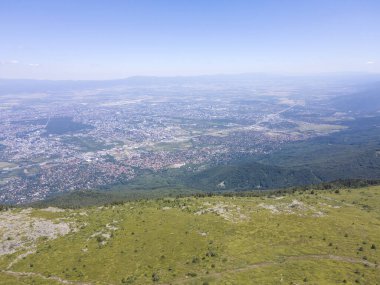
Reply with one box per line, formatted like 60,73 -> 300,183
0,81 -> 350,203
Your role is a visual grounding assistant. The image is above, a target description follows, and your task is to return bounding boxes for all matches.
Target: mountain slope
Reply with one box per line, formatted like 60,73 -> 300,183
1,185 -> 379,284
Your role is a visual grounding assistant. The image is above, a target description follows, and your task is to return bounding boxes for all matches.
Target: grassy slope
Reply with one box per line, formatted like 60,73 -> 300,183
1,186 -> 380,285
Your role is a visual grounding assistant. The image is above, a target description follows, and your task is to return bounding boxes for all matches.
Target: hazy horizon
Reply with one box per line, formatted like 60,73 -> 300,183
1,71 -> 380,82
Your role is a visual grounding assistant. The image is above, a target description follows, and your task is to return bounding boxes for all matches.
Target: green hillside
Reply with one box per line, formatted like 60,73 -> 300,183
1,186 -> 379,285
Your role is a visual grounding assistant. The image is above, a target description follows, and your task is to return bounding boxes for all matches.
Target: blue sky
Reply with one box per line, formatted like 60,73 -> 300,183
0,0 -> 379,79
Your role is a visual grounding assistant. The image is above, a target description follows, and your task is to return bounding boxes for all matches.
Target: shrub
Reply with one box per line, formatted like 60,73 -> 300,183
96,236 -> 105,243
151,272 -> 159,282
121,276 -> 136,284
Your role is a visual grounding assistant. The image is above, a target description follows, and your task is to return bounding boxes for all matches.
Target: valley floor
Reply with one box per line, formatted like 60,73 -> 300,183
1,186 -> 379,284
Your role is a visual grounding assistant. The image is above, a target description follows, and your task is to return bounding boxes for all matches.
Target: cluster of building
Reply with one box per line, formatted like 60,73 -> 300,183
0,92 -> 325,204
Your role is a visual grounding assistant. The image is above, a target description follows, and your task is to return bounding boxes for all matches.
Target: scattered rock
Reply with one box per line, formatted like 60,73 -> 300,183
195,202 -> 248,223
0,209 -> 73,256
258,200 -> 325,217
40,207 -> 65,213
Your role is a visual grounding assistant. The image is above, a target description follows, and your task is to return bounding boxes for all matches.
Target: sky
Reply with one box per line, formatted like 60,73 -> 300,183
0,0 -> 380,80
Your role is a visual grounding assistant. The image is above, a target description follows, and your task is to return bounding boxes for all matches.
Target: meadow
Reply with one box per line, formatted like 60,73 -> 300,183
1,186 -> 379,284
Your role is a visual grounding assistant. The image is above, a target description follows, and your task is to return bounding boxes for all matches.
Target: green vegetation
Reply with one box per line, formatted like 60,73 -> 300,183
1,185 -> 379,284
0,272 -> 62,285
60,136 -> 109,152
187,161 -> 321,191
31,187 -> 201,209
30,179 -> 380,209
69,117 -> 379,197
258,116 -> 380,180
45,117 -> 93,135
188,116 -> 380,191
144,140 -> 194,152
113,116 -> 380,192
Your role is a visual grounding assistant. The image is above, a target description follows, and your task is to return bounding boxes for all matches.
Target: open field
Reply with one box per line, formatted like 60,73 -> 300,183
1,186 -> 379,285
294,121 -> 347,133
0,162 -> 17,170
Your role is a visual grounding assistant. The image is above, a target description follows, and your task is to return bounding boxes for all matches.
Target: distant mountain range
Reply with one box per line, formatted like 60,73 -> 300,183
1,72 -> 379,94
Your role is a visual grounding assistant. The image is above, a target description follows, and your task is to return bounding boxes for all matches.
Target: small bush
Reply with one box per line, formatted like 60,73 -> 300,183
151,272 -> 159,282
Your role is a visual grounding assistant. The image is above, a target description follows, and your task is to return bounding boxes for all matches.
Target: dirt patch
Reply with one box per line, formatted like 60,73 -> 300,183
195,202 -> 248,223
40,207 -> 66,213
0,208 -> 74,256
258,200 -> 326,217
